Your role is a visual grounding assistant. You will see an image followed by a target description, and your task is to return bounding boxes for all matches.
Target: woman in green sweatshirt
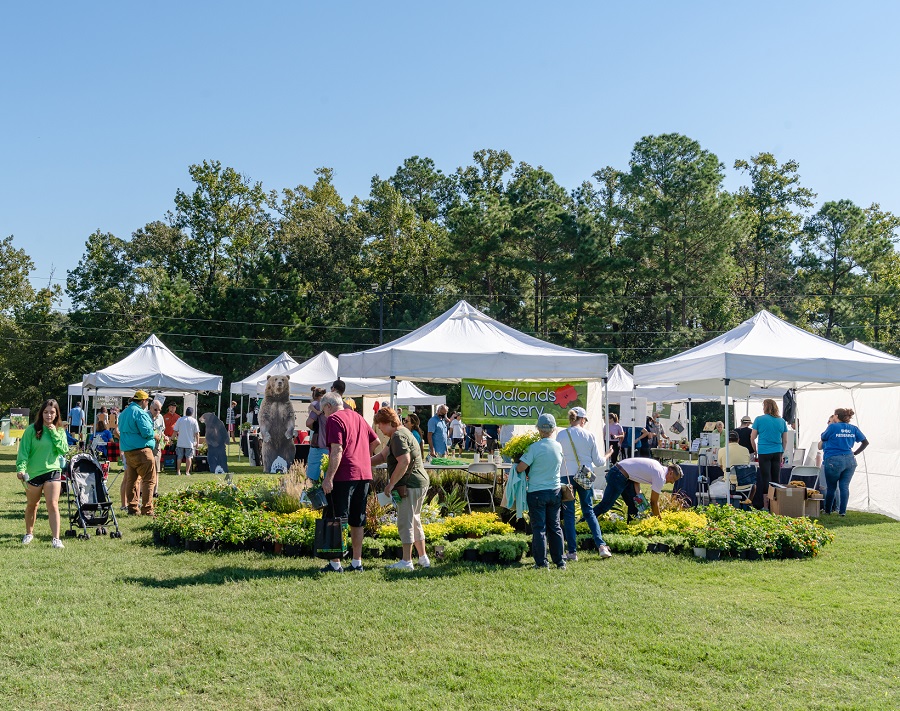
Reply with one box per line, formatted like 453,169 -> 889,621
16,399 -> 70,548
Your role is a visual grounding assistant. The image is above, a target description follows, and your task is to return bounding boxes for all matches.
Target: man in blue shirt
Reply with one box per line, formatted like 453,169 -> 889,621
427,405 -> 449,457
118,390 -> 157,516
68,401 -> 84,441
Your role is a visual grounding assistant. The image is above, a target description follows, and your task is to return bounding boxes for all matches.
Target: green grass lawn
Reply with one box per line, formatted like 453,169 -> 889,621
1,445 -> 898,710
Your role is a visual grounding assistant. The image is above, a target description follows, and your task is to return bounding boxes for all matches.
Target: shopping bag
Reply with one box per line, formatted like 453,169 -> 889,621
314,516 -> 348,559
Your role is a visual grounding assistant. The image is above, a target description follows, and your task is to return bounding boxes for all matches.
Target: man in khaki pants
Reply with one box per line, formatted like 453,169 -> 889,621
118,390 -> 157,516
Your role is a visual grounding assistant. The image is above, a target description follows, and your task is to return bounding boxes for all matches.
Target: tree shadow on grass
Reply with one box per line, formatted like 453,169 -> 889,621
818,512 -> 898,529
122,565 -> 324,587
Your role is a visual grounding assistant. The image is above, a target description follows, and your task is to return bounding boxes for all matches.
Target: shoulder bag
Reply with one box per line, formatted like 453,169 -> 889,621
566,429 -> 596,490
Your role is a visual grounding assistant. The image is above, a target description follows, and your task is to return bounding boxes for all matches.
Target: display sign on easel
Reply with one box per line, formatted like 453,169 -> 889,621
619,397 -> 647,428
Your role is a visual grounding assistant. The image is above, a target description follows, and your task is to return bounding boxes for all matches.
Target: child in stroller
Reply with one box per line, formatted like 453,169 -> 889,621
63,453 -> 122,539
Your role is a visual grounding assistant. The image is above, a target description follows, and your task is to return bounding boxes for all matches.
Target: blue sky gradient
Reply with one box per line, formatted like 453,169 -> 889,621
3,1 -> 898,296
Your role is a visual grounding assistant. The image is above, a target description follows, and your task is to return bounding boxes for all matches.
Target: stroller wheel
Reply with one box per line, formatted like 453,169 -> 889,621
64,529 -> 76,538
78,533 -> 90,540
97,527 -> 106,535
111,531 -> 122,539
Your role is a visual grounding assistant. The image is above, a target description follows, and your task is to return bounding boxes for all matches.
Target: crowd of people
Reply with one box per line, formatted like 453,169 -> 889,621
13,387 -> 869,553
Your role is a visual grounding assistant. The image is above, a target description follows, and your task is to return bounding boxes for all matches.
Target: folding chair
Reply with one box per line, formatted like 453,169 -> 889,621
789,465 -> 821,491
465,462 -> 498,513
728,464 -> 758,509
90,435 -> 108,462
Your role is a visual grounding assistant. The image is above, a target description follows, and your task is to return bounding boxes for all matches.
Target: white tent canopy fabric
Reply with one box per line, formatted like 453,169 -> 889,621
230,352 -> 301,396
633,310 -> 900,393
82,335 -> 222,393
337,300 -> 608,383
257,351 -> 445,406
845,340 -> 900,360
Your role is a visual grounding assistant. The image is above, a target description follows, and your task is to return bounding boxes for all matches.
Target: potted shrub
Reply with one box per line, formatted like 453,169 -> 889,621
500,431 -> 540,463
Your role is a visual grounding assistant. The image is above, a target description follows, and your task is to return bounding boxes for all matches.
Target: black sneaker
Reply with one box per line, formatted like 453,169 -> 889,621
348,563 -> 364,572
320,563 -> 343,573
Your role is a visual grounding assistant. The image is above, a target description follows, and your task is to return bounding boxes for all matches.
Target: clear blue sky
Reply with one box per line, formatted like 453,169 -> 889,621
3,1 -> 899,301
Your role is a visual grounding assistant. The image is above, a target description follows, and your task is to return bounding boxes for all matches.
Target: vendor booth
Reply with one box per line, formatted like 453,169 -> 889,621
337,300 -> 608,438
634,311 -> 900,519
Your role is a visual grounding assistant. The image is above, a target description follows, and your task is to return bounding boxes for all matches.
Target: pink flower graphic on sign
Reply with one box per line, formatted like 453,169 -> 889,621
553,384 -> 578,409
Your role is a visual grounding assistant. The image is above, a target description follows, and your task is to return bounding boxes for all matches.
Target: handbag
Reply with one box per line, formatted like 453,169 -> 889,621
560,482 -> 576,502
314,516 -> 349,559
566,429 -> 596,490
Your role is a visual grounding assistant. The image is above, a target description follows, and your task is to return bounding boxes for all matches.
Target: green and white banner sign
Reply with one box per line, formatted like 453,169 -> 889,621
461,379 -> 588,425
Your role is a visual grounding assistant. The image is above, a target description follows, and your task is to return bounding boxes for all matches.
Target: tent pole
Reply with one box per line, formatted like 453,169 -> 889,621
687,399 -> 692,449
389,376 -> 397,409
724,379 -> 730,506
602,377 -> 609,452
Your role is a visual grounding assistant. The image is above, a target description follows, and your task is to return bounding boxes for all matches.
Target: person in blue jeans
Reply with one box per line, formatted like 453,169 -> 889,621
819,408 -> 868,516
517,413 -> 566,570
556,407 -> 615,560
593,458 -> 683,520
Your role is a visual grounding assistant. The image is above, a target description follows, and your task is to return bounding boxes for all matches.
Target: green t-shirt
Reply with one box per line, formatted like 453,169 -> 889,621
388,427 -> 429,489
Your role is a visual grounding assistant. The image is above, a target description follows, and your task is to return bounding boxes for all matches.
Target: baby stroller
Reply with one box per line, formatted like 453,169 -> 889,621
63,453 -> 122,540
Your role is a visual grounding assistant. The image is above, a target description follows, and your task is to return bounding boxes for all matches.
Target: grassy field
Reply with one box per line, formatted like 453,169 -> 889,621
1,445 -> 898,711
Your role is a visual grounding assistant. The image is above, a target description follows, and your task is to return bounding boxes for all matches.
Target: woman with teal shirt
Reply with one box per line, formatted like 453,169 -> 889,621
16,399 -> 70,548
751,399 -> 788,509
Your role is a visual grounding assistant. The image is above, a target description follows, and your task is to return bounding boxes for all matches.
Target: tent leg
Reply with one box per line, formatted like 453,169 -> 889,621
724,379 -> 730,506
603,378 -> 610,452
389,376 -> 397,409
687,399 -> 692,449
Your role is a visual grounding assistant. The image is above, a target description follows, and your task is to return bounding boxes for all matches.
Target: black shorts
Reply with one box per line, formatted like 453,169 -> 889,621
451,437 -> 464,447
27,471 -> 62,487
70,424 -> 82,435
327,480 -> 370,528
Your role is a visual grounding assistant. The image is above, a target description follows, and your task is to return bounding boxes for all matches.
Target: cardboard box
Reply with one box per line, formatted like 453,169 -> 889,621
804,498 -> 821,518
768,483 -> 807,517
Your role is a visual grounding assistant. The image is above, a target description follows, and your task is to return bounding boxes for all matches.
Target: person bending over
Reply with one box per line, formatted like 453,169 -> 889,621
593,457 -> 683,520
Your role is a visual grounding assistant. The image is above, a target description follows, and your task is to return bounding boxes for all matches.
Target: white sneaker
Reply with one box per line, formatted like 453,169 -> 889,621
22,534 -> 34,545
566,552 -> 579,562
597,545 -> 613,559
51,538 -> 65,549
418,556 -> 431,568
387,560 -> 414,571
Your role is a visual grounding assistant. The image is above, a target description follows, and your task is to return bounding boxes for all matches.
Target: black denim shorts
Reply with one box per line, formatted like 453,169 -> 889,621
27,470 -> 62,487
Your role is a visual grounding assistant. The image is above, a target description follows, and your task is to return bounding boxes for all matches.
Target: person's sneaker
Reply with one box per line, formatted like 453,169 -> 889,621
565,552 -> 578,562
556,563 -> 568,570
348,563 -> 364,572
320,562 -> 343,573
51,538 -> 65,549
597,545 -> 613,559
387,560 -> 414,571
418,556 -> 431,568
22,534 -> 34,545
533,563 -> 549,570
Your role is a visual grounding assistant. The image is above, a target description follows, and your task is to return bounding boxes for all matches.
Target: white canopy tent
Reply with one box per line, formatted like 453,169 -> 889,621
338,299 -> 608,437
83,335 -> 222,393
339,300 -> 608,383
80,335 -> 223,422
256,351 -> 445,406
634,312 -> 900,518
230,352 -> 301,396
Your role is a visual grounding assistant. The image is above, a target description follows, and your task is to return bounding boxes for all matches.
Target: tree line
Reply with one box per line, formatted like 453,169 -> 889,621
3,132 -> 899,413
